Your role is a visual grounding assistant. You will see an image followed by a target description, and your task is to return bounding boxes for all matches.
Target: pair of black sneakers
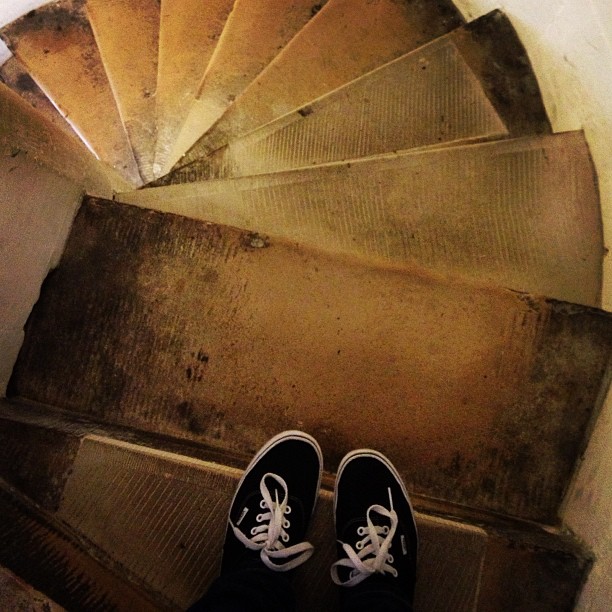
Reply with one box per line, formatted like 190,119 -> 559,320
221,431 -> 418,603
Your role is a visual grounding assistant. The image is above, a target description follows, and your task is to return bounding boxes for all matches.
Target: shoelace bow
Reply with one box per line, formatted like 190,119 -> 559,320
230,472 -> 314,571
331,487 -> 399,587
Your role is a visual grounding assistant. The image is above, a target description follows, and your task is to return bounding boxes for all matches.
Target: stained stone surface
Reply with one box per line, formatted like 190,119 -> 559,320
86,0 -> 160,182
0,0 -> 142,185
0,565 -> 64,612
123,133 -> 603,307
168,0 -> 332,172
0,480 -> 160,611
154,0 -> 235,175
9,198 -> 612,524
165,37 -> 509,181
178,0 -> 463,163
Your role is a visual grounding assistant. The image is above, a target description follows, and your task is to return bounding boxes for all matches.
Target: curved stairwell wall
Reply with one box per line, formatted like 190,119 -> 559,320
0,0 -> 611,608
452,2 -> 612,610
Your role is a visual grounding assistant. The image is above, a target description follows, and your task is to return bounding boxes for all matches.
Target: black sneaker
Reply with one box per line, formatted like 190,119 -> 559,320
221,431 -> 323,574
331,450 -> 418,602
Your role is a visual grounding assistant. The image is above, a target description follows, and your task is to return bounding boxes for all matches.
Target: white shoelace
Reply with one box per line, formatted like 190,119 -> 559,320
331,488 -> 399,587
230,472 -> 314,571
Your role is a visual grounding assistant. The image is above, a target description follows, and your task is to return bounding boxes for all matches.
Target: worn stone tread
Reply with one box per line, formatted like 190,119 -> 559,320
125,132 -> 603,307
162,31 -> 509,183
86,0 -> 160,182
0,480 -> 160,611
166,10 -> 549,180
0,80 -> 128,195
0,409 -> 591,611
164,0 -> 331,173
0,0 -> 142,185
176,0 -> 463,165
154,0 -> 235,175
9,197 -> 612,524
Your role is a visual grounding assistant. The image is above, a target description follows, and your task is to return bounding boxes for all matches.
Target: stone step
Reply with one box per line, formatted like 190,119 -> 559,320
171,10 -> 549,176
9,197 -> 612,523
175,0 -> 463,165
123,132 -> 602,307
162,28 -> 511,183
0,79 -> 128,195
86,0 -> 160,182
0,403 -> 591,611
0,56 -> 81,143
0,0 -> 142,185
154,0 -> 235,176
164,0 -> 332,173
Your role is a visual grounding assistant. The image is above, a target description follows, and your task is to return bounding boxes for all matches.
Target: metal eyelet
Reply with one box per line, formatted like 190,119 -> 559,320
260,500 -> 267,508
357,527 -> 366,536
356,541 -> 364,550
284,505 -> 292,515
283,519 -> 290,528
281,532 -> 290,542
256,513 -> 264,522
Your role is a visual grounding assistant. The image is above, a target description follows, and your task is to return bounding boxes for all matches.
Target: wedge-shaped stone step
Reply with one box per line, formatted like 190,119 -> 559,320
176,0 -> 463,165
86,0 -> 160,182
0,56 -> 80,142
163,33 -> 510,182
165,0 -> 331,173
0,80 -> 128,195
172,9 -> 549,174
0,0 -> 141,185
154,0 -> 235,175
10,198 -> 612,524
125,133 -> 602,307
0,407 -> 592,611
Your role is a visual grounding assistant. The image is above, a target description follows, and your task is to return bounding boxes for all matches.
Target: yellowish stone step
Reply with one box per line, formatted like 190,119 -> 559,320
0,56 -> 80,142
0,0 -> 142,185
0,407 -> 592,611
86,0 -> 160,182
154,0 -> 235,175
165,0 -> 331,172
0,80 -> 127,194
9,197 -> 612,524
124,133 -> 601,307
176,0 -> 462,164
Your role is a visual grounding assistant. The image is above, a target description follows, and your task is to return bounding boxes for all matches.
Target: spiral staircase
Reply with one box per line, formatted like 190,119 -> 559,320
1,0 -> 611,609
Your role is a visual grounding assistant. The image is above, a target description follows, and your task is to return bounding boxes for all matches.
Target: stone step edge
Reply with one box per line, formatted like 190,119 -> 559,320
170,8 -> 549,175
0,398 -> 591,550
139,130 -> 584,193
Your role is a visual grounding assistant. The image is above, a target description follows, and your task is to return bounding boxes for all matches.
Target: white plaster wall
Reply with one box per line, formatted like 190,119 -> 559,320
453,1 -> 612,610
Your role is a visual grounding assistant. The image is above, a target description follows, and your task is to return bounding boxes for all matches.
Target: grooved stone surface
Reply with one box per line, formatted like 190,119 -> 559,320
124,133 -> 602,307
86,0 -> 160,182
168,36 -> 508,181
167,0 -> 330,172
10,198 -> 612,522
179,0 -> 462,163
57,436 -> 486,611
0,0 -> 142,185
